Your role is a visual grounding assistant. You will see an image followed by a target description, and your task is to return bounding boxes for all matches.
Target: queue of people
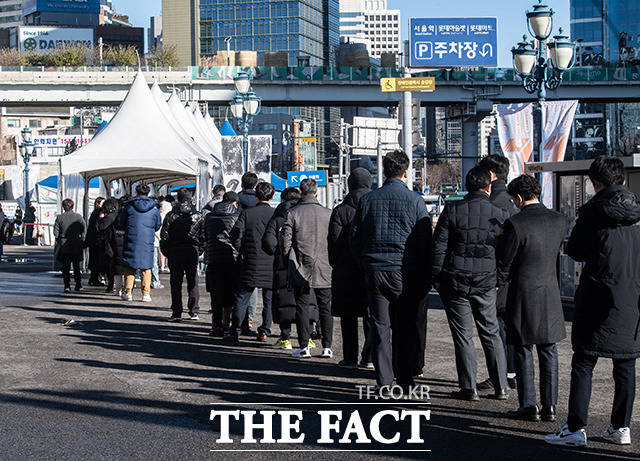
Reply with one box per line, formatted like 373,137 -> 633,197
52,152 -> 639,448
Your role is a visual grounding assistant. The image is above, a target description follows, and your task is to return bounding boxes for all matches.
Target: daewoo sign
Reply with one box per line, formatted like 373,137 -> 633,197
18,26 -> 94,53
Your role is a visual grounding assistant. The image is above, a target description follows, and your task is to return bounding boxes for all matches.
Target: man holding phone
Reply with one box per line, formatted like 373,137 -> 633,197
479,155 -> 519,392
432,166 -> 510,401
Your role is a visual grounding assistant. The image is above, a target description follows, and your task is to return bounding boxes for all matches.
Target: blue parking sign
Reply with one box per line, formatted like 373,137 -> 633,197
287,170 -> 327,187
410,18 -> 498,68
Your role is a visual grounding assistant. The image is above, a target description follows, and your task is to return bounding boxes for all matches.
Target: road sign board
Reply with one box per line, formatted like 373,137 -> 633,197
299,137 -> 317,143
410,17 -> 498,68
381,77 -> 435,92
287,170 -> 327,187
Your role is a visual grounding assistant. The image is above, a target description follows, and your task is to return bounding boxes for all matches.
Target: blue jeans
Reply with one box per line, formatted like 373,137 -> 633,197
151,247 -> 160,286
231,287 -> 273,337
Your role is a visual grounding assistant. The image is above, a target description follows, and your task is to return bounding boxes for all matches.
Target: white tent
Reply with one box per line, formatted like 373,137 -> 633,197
166,92 -> 221,165
149,82 -> 212,163
191,103 -> 222,158
61,72 -> 214,186
204,112 -> 222,143
60,72 -> 216,216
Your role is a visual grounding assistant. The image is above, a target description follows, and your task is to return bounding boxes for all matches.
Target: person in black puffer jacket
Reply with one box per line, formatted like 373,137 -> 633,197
329,168 -> 373,368
262,187 -> 301,349
95,197 -> 119,293
479,154 -> 519,392
546,157 -> 640,445
432,165 -> 510,401
110,195 -> 130,296
229,182 -> 275,341
160,188 -> 204,321
204,192 -> 241,336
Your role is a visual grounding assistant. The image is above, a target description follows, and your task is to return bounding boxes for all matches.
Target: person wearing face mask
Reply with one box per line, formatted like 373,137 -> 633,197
496,174 -> 568,423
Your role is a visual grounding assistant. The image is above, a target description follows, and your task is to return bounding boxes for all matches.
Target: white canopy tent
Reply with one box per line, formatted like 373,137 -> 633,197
60,72 -> 218,214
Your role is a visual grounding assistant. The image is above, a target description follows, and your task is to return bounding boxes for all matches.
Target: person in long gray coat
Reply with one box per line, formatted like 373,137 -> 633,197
54,198 -> 86,293
282,178 -> 333,359
497,175 -> 568,423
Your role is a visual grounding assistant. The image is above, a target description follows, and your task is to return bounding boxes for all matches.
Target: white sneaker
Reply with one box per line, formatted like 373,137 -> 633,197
321,348 -> 333,358
293,347 -> 311,358
545,424 -> 587,447
189,314 -> 199,321
603,426 -> 631,445
116,290 -> 122,297
121,292 -> 133,302
141,294 -> 152,302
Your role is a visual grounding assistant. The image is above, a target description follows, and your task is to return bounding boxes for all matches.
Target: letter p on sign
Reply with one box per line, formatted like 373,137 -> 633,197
416,42 -> 432,60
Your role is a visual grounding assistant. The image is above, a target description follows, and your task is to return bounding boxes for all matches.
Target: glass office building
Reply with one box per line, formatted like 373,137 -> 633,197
569,0 -> 640,160
571,0 -> 640,66
200,0 -> 339,66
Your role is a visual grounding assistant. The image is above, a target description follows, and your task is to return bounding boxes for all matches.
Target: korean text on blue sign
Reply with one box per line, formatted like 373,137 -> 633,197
410,18 -> 498,68
287,170 -> 327,187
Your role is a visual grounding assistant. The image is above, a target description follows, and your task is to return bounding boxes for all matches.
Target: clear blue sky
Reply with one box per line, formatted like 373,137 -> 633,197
114,0 -> 570,66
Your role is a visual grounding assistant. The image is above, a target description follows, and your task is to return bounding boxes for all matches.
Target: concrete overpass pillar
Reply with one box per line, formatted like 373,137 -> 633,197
461,116 -> 480,191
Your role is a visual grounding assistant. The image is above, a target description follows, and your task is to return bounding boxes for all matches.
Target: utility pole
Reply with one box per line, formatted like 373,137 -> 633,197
377,128 -> 383,187
338,119 -> 345,198
402,40 -> 414,189
98,37 -> 103,67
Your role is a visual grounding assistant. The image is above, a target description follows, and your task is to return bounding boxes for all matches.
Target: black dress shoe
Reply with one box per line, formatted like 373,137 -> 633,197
507,377 -> 517,390
541,405 -> 556,422
507,406 -> 540,421
451,389 -> 479,401
492,389 -> 509,400
477,378 -> 494,392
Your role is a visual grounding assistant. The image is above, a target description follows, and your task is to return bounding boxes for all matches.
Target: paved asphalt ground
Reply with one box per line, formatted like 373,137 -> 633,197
0,245 -> 639,461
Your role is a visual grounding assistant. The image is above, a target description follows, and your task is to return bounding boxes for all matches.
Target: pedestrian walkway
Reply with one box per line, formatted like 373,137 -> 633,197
0,248 -> 637,460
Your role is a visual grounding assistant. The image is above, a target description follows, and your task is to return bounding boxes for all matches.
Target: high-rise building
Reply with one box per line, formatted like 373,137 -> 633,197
199,0 -> 339,66
162,0 -> 199,65
339,0 -> 400,64
148,16 -> 163,53
570,0 -> 640,159
100,0 -> 114,25
0,0 -> 22,29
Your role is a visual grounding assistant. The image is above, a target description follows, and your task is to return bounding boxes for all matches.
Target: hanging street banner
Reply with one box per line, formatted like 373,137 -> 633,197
496,103 -> 534,181
381,77 -> 435,92
540,100 -> 579,207
410,17 -> 498,68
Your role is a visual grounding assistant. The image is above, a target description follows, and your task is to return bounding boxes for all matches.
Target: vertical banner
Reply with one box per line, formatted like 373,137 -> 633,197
496,104 -> 534,181
221,137 -> 243,192
540,100 -> 579,208
248,135 -> 272,184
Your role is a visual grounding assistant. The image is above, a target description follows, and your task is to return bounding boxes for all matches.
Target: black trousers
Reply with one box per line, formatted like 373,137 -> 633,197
294,286 -> 332,349
498,314 -> 516,375
340,313 -> 372,365
413,291 -> 429,376
62,259 -> 82,289
514,343 -> 558,409
440,287 -> 507,391
567,352 -> 636,432
232,287 -> 273,337
168,248 -> 200,317
366,270 -> 419,387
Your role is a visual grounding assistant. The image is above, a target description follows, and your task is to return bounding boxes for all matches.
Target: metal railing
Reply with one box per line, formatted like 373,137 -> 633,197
0,65 -> 639,83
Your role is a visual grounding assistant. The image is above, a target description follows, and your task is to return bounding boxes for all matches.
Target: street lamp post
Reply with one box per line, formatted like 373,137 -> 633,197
511,0 -> 576,165
19,127 -> 35,209
229,72 -> 262,173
